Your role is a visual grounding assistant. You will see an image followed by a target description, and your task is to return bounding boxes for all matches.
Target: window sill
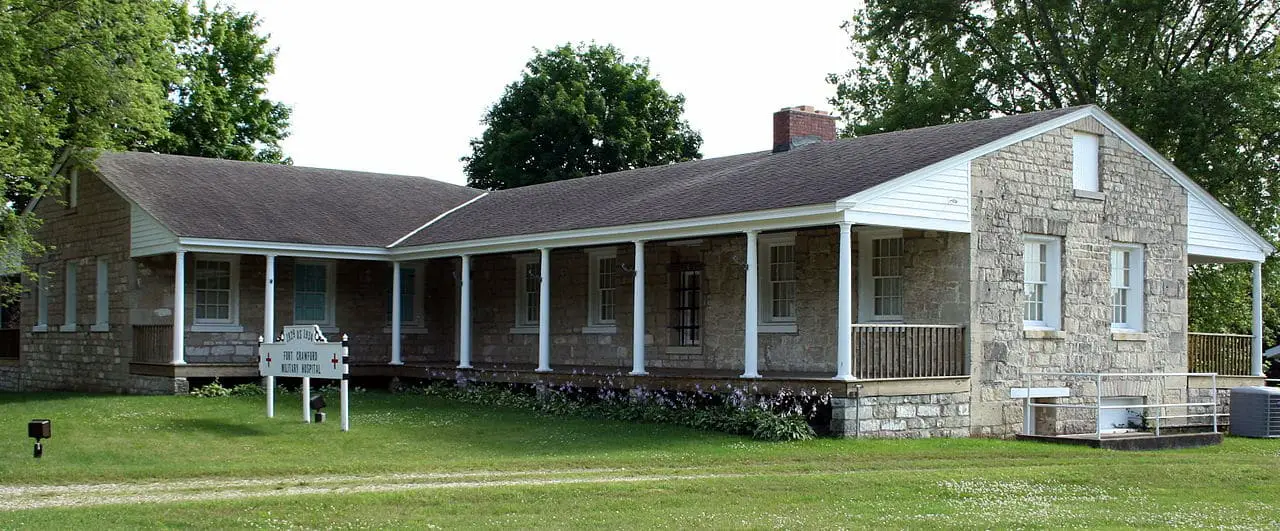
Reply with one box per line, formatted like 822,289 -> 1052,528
90,324 -> 110,333
1111,331 -> 1148,341
666,346 -> 702,355
759,323 -> 797,334
58,324 -> 77,333
31,325 -> 48,333
1073,189 -> 1105,201
582,325 -> 617,334
1024,329 -> 1066,340
508,326 -> 539,335
190,324 -> 244,333
382,326 -> 429,334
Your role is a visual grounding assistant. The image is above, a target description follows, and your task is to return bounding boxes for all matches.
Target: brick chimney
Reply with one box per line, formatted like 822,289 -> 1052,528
773,105 -> 838,153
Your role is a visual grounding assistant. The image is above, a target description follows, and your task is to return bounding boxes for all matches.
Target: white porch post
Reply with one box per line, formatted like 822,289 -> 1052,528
537,247 -> 552,372
742,230 -> 760,378
264,254 -> 276,340
390,261 -> 403,365
172,250 -> 186,365
1252,260 -> 1264,376
836,222 -> 855,381
630,240 -> 647,376
458,254 -> 473,369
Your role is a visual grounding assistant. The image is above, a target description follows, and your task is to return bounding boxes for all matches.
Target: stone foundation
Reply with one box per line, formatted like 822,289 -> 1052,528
128,375 -> 189,395
830,391 -> 971,438
0,361 -> 19,391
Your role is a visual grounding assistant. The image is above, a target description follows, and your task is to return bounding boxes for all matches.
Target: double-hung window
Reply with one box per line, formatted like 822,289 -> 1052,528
858,230 -> 904,322
759,233 -> 797,332
33,267 -> 49,332
1110,245 -> 1144,331
1023,235 -> 1062,330
193,255 -> 241,331
670,265 -> 703,348
586,249 -> 618,333
60,261 -> 77,332
294,260 -> 335,328
92,257 -> 109,332
513,255 -> 540,330
386,263 -> 425,330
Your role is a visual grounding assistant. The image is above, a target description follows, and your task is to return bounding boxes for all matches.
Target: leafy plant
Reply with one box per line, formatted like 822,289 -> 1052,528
191,379 -> 230,398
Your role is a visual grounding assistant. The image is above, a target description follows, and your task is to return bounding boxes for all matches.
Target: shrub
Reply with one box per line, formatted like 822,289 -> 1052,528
191,379 -> 230,398
229,383 -> 265,397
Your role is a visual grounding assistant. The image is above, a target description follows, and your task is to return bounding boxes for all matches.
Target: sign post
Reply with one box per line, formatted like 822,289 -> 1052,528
259,325 -> 351,431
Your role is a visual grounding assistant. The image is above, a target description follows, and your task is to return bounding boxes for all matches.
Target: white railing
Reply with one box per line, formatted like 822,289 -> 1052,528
852,323 -> 966,379
1020,371 -> 1222,440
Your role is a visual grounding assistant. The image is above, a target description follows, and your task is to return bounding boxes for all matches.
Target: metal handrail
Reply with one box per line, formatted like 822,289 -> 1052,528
1021,371 -> 1219,440
850,323 -> 966,329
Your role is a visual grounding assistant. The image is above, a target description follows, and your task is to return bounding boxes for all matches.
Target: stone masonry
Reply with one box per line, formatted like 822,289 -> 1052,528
968,117 -> 1190,437
830,392 -> 971,438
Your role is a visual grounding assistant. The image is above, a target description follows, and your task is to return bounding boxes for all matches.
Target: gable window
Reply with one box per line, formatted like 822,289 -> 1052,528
585,249 -> 618,333
66,168 -> 79,209
1110,245 -> 1144,331
1023,235 -> 1063,330
513,255 -> 540,331
193,255 -> 241,331
386,263 -> 425,330
294,260 -> 335,328
92,258 -> 109,332
1072,132 -> 1100,192
759,233 -> 797,332
670,265 -> 703,349
858,229 -> 904,322
33,267 -> 49,332
60,261 -> 77,332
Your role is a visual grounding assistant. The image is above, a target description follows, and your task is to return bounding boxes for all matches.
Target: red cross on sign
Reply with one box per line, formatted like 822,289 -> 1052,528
332,353 -> 340,369
265,355 -> 272,367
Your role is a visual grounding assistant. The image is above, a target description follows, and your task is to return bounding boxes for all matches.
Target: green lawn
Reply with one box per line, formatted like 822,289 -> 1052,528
1,391 -> 1277,529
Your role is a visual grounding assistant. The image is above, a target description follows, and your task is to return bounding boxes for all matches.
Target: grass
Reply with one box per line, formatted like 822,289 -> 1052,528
1,390 -> 1278,529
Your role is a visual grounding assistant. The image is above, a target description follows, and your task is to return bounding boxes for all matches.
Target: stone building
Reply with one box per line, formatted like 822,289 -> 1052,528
2,105 -> 1271,438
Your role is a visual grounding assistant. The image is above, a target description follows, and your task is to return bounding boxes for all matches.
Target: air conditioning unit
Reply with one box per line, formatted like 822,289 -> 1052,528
1229,386 -> 1280,438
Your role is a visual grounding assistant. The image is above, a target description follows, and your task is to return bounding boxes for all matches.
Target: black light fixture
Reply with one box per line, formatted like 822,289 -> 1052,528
310,394 -> 326,423
28,419 -> 50,458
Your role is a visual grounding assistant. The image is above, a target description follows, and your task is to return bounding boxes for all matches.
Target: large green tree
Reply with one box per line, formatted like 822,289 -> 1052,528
463,43 -> 702,190
829,0 -> 1280,342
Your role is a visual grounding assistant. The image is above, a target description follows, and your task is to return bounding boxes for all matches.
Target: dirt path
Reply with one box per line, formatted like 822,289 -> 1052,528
0,468 -> 750,511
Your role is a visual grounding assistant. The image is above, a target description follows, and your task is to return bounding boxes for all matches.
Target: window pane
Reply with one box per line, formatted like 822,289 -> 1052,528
195,259 -> 232,322
768,244 -> 796,320
295,264 -> 328,322
597,257 -> 616,323
871,238 -> 903,317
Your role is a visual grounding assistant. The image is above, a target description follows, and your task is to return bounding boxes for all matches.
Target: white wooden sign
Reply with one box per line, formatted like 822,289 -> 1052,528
258,325 -> 351,432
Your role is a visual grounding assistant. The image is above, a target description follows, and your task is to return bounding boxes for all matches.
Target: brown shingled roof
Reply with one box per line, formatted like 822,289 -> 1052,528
397,106 -> 1087,247
93,152 -> 483,247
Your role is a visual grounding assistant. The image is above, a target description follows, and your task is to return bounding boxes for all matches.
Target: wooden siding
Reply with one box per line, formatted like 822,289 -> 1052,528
847,162 -> 971,232
1187,194 -> 1263,261
130,204 -> 178,257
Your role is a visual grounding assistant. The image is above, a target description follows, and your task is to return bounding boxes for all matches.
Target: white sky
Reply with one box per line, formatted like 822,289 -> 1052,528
225,1 -> 858,186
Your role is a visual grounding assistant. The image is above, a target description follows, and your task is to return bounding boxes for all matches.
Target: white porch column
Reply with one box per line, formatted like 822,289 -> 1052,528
1252,260 -> 1264,376
836,222 -> 855,381
390,261 -> 403,365
458,255 -> 473,369
264,254 -> 276,341
172,250 -> 186,365
742,230 -> 760,378
537,247 -> 552,372
630,240 -> 647,376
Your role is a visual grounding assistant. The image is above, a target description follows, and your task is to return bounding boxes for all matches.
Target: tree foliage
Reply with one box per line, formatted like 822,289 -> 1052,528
829,0 -> 1280,341
0,0 -> 288,302
464,43 -> 702,190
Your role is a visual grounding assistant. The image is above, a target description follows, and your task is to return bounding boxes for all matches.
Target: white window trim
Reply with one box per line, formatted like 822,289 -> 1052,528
59,261 -> 77,332
1110,244 -> 1145,332
1072,132 -> 1101,193
585,248 -> 618,334
293,259 -> 337,331
383,262 -> 428,334
510,254 -> 540,333
190,254 -> 243,333
91,258 -> 109,332
857,228 -> 904,323
758,232 -> 797,333
1023,235 -> 1063,331
33,267 -> 49,333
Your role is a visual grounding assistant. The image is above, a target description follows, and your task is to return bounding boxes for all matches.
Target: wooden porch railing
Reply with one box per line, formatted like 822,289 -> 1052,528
132,325 -> 172,364
1188,332 -> 1252,376
853,324 -> 967,379
0,328 -> 18,359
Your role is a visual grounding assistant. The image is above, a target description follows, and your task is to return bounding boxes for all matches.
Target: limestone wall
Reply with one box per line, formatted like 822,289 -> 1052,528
968,117 -> 1190,437
830,392 -> 971,438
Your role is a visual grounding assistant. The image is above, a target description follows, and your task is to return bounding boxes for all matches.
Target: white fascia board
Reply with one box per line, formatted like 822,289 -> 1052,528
389,204 -> 843,260
1187,244 -> 1267,264
837,109 -> 1095,208
843,209 -> 971,233
177,238 -> 391,261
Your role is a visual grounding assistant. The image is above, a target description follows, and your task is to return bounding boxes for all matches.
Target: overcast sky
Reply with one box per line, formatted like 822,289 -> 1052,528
226,1 -> 858,186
